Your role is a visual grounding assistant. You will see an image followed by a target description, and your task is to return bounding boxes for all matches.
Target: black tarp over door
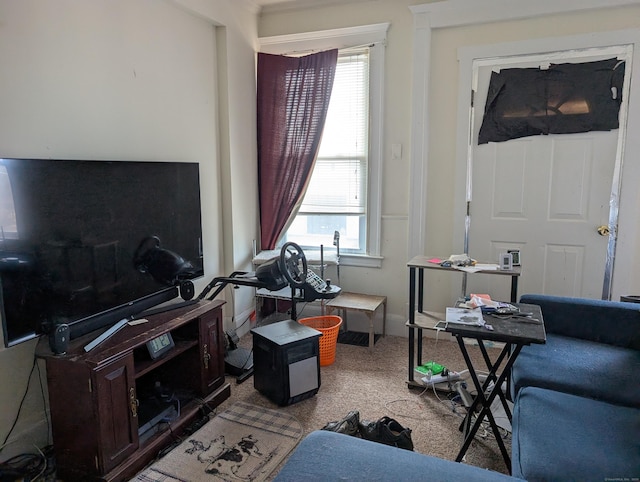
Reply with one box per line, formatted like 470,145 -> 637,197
478,58 -> 625,144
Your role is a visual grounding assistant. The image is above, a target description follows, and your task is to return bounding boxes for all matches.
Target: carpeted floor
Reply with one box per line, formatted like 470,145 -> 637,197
213,332 -> 511,479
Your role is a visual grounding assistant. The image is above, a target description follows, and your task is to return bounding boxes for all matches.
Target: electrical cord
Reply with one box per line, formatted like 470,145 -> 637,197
35,360 -> 51,447
454,381 -> 512,443
31,444 -> 49,481
404,374 -> 512,443
235,314 -> 251,330
384,385 -> 510,446
384,387 -> 463,422
239,347 -> 254,370
160,396 -> 181,424
1,357 -> 38,451
295,301 -> 309,318
0,444 -> 55,481
195,398 -> 219,418
0,349 -> 57,481
225,282 -> 257,331
154,399 -> 217,460
383,398 -> 426,420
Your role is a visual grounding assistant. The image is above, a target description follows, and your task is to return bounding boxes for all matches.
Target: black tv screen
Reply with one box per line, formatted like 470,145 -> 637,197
0,159 -> 204,347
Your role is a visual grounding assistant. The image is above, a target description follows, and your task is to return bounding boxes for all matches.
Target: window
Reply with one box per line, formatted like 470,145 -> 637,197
260,23 -> 389,267
284,50 -> 369,253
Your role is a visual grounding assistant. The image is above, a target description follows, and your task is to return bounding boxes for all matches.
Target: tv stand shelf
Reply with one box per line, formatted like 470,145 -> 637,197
38,300 -> 230,482
134,339 -> 199,378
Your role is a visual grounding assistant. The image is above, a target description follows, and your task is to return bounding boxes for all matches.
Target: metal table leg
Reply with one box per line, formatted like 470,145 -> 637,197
454,336 -> 523,472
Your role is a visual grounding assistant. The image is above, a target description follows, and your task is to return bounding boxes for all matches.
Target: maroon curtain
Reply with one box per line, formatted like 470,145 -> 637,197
257,49 -> 338,250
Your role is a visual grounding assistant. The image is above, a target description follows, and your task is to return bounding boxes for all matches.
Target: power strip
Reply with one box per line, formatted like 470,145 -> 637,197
421,371 -> 461,387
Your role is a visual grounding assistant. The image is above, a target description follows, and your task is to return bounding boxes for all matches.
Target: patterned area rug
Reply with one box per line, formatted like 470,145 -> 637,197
132,401 -> 302,482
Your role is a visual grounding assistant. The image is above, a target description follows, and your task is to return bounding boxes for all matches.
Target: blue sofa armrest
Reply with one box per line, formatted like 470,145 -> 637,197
274,431 -> 519,481
519,294 -> 640,349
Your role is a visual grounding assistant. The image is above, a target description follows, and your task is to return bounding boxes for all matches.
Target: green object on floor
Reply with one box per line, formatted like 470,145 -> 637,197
415,361 -> 446,376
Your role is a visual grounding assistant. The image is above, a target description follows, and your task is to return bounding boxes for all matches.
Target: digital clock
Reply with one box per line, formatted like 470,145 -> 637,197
146,332 -> 175,359
508,249 -> 521,266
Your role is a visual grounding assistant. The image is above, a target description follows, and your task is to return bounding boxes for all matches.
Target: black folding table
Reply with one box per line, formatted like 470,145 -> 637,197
445,303 -> 546,472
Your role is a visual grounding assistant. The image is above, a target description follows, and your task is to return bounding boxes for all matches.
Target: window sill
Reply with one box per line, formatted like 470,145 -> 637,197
339,253 -> 383,268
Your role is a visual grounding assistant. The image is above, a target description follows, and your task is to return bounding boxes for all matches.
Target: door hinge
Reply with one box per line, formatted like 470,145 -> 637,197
466,201 -> 471,216
88,378 -> 92,393
471,90 -> 475,108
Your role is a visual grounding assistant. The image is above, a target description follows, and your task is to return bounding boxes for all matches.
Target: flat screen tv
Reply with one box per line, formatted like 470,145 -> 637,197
0,158 -> 204,347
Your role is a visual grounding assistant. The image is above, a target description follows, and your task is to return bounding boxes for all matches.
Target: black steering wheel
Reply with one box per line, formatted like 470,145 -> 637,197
279,242 -> 308,288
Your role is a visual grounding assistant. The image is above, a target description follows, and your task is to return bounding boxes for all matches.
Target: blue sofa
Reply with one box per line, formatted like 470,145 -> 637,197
273,295 -> 640,481
511,294 -> 640,481
513,294 -> 640,405
274,430 -> 519,482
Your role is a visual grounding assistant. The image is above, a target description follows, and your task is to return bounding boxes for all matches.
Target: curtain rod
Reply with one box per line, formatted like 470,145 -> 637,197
276,42 -> 378,57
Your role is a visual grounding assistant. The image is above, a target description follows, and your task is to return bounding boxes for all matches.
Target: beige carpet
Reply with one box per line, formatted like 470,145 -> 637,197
132,401 -> 302,482
217,332 -> 511,479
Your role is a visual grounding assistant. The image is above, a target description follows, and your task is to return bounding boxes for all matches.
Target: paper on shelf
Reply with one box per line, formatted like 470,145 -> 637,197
445,307 -> 485,326
456,263 -> 499,273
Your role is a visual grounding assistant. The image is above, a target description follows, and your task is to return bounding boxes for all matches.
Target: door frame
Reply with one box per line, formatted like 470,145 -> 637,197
460,44 -> 632,300
409,0 -> 640,301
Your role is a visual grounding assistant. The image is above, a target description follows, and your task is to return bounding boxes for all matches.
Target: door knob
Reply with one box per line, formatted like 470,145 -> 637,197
597,225 -> 610,236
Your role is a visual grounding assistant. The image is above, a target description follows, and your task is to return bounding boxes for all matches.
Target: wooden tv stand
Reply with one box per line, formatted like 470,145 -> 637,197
38,300 -> 231,481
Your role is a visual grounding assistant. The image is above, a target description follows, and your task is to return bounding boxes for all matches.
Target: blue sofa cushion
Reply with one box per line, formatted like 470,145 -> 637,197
519,294 -> 640,349
512,333 -> 640,406
512,386 -> 640,482
274,430 -> 519,481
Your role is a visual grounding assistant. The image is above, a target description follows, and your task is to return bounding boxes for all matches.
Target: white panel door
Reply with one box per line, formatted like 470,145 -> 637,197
467,52 -> 625,300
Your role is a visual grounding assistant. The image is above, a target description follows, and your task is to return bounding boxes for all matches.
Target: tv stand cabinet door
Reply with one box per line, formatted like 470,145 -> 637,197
200,305 -> 225,394
93,354 -> 138,474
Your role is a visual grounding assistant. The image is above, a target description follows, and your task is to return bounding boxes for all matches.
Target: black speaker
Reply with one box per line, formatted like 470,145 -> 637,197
179,280 -> 195,300
49,324 -> 70,355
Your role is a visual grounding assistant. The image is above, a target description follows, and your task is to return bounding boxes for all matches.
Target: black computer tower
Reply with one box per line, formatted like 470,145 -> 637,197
251,319 -> 322,406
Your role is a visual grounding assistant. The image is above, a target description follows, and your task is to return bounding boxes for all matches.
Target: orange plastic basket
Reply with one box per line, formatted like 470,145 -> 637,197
298,315 -> 343,366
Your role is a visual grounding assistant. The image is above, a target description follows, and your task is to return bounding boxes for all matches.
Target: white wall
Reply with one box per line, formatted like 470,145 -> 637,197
259,0 -> 640,324
0,0 -> 258,460
174,0 -> 261,330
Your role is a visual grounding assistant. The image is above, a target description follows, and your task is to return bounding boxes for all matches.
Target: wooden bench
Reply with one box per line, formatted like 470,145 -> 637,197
325,292 -> 386,351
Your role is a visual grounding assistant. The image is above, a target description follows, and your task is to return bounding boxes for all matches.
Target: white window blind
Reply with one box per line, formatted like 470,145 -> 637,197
298,50 -> 369,216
